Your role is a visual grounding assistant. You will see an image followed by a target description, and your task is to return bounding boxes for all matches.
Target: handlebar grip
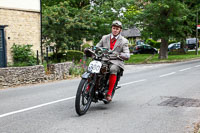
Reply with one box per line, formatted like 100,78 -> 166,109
117,56 -> 124,61
109,55 -> 124,61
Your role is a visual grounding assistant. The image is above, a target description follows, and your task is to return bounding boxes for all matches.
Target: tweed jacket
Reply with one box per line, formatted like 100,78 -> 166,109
96,34 -> 130,70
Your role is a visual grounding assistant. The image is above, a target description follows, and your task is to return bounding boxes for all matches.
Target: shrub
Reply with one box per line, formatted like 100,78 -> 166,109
11,44 -> 37,66
128,44 -> 136,53
69,67 -> 85,77
146,39 -> 160,49
49,52 -> 66,63
68,58 -> 91,77
82,43 -> 91,51
168,40 -> 177,44
66,50 -> 84,62
168,48 -> 187,55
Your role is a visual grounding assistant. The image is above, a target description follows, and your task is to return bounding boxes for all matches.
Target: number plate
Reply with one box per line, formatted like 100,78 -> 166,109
88,61 -> 102,73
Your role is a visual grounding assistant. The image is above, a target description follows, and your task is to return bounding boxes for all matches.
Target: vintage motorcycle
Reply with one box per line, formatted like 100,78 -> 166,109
75,46 -> 123,116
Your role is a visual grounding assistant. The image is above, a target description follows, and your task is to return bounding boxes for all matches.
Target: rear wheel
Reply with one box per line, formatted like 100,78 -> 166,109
75,79 -> 93,116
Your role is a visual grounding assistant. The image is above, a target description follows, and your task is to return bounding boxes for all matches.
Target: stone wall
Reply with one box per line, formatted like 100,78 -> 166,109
46,62 -> 73,81
0,62 -> 73,88
0,8 -> 41,63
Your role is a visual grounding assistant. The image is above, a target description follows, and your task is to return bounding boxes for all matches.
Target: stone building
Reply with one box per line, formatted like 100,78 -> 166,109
0,0 -> 41,67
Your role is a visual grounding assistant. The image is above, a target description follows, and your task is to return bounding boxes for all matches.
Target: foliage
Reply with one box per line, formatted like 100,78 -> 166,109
145,39 -> 160,49
69,57 -> 92,77
128,44 -> 135,53
124,0 -> 190,59
42,0 -> 200,61
48,50 -> 84,63
66,50 -> 84,62
181,0 -> 200,38
146,39 -> 178,49
42,1 -> 96,56
168,40 -> 177,44
81,43 -> 91,51
49,52 -> 66,63
90,0 -> 136,44
11,44 -> 37,66
69,66 -> 85,77
42,61 -> 48,73
42,0 -> 136,51
42,0 -> 66,8
123,4 -> 143,28
42,0 -> 90,9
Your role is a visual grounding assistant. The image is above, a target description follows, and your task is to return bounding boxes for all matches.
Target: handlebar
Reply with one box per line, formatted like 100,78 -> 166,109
109,55 -> 124,61
85,46 -> 124,61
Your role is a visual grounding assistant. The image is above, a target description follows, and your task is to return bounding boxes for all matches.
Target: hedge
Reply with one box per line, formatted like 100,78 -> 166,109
82,43 -> 91,51
146,39 -> 178,49
66,50 -> 84,62
146,39 -> 160,48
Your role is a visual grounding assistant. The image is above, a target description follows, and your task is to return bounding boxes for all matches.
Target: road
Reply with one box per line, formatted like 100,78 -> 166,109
0,59 -> 200,133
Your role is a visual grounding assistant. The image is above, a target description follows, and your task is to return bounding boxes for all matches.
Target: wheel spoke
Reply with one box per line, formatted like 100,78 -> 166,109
75,78 -> 93,115
79,81 -> 91,111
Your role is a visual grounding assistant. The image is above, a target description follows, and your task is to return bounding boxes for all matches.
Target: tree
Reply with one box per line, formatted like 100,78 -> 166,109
42,0 -> 90,8
182,0 -> 200,37
124,0 -> 190,59
90,0 -> 136,44
42,0 -> 136,48
42,1 -> 96,56
42,0 -> 66,7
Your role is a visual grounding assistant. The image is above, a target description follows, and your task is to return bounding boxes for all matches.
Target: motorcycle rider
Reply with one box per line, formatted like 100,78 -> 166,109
96,20 -> 130,101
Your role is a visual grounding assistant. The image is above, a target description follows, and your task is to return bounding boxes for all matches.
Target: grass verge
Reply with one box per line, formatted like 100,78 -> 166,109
125,51 -> 200,64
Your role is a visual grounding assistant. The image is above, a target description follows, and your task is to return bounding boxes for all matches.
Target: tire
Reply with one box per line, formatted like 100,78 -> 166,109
75,79 -> 93,116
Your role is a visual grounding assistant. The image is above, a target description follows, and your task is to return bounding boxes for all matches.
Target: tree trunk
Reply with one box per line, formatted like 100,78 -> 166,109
180,38 -> 185,49
159,38 -> 168,59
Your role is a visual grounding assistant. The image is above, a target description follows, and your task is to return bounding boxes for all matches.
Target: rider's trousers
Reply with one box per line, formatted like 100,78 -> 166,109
109,64 -> 120,75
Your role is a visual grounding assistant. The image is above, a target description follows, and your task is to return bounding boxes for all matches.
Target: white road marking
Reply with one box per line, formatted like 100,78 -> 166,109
179,67 -> 192,72
0,79 -> 148,118
119,79 -> 147,86
194,65 -> 200,68
159,72 -> 176,78
1,63 -> 199,118
0,96 -> 75,118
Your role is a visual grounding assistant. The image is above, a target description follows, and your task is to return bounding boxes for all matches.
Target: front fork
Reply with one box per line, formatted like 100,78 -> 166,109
81,72 -> 97,99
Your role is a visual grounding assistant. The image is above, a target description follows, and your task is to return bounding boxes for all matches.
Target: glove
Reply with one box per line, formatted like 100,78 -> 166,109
84,48 -> 92,57
119,53 -> 129,60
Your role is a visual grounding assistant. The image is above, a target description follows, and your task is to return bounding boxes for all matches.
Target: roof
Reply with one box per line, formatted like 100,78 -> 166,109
121,27 -> 141,38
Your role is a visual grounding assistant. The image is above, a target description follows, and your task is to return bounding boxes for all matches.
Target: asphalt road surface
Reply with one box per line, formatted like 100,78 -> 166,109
0,59 -> 200,133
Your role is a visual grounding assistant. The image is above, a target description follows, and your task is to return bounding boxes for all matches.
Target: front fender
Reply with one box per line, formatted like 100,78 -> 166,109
81,72 -> 91,79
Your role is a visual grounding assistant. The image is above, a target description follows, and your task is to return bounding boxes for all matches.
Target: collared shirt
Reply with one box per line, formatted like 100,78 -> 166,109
111,34 -> 120,40
110,34 -> 120,50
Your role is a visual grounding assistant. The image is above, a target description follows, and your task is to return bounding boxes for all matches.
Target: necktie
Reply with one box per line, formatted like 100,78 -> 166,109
111,37 -> 116,43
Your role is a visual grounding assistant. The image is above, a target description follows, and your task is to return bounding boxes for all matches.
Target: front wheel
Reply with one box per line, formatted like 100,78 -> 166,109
75,79 -> 93,116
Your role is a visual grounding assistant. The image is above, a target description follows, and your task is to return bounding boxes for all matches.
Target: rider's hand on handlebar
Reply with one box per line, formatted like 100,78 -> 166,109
84,48 -> 93,57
